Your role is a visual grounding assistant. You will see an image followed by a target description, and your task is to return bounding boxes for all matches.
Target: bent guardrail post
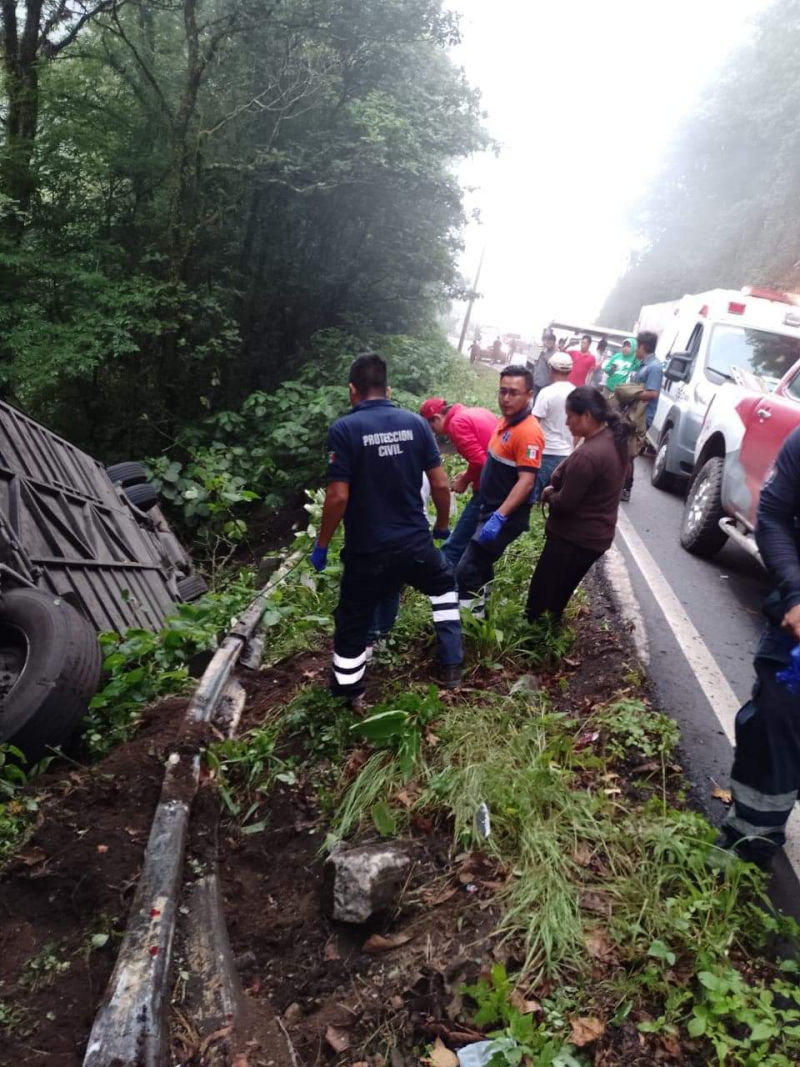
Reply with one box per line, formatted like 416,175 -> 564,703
82,550 -> 303,1067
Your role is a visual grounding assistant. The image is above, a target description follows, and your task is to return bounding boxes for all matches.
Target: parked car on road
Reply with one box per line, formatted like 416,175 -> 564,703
679,351 -> 800,559
0,400 -> 206,754
642,286 -> 800,492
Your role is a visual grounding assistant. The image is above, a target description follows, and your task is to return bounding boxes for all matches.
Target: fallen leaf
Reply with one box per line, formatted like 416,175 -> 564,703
363,932 -> 413,954
96,844 -> 109,854
425,731 -> 440,747
603,787 -> 622,796
631,760 -> 660,775
585,928 -> 615,961
323,938 -> 340,961
344,747 -> 370,780
421,1037 -> 458,1067
18,847 -> 46,866
412,814 -> 434,834
575,731 -> 600,750
579,891 -> 611,917
572,843 -> 593,867
570,1016 -> 605,1047
324,1025 -> 350,1053
394,785 -> 420,809
423,885 -> 458,906
509,990 -> 542,1015
710,782 -> 733,805
563,656 -> 580,669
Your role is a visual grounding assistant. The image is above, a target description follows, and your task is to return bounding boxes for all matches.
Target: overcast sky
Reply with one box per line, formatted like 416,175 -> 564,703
448,0 -> 766,340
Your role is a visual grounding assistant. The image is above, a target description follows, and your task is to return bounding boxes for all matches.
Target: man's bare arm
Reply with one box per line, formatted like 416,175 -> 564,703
427,465 -> 451,531
318,481 -> 349,547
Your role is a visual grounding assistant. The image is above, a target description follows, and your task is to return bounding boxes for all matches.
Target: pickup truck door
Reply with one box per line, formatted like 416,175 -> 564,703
738,369 -> 800,526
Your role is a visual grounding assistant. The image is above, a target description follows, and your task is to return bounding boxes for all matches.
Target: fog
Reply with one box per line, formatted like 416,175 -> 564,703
448,0 -> 766,340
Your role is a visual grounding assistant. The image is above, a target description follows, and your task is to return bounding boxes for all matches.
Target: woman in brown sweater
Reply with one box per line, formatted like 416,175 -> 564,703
526,387 -> 631,625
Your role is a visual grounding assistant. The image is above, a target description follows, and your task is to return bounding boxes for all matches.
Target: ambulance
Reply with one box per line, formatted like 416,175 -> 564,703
638,287 -> 800,491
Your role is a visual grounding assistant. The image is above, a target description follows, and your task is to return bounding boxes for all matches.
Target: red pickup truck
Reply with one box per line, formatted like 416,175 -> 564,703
679,360 -> 800,558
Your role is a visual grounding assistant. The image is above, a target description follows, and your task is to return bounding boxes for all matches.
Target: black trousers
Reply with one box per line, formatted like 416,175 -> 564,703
526,532 -> 602,624
455,506 -> 531,612
331,543 -> 462,697
724,597 -> 800,855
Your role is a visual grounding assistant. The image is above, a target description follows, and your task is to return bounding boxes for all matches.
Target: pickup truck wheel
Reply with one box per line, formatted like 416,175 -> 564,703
176,574 -> 209,602
0,588 -> 101,758
124,482 -> 158,511
106,461 -> 147,487
650,430 -> 680,492
680,457 -> 727,557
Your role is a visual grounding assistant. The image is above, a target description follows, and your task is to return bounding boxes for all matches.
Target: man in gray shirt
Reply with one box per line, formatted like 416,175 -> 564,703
529,328 -> 557,400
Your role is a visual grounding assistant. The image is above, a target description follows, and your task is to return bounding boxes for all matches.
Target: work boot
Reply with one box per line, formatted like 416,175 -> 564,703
708,830 -> 776,873
437,661 -> 463,690
620,487 -> 631,502
346,693 -> 366,715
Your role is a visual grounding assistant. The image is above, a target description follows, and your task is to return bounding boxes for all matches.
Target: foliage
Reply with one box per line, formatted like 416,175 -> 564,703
461,964 -> 585,1067
207,727 -> 296,834
0,0 -> 487,460
601,0 -> 800,327
591,698 -> 680,763
349,685 -> 443,780
0,744 -> 47,865
83,576 -> 259,758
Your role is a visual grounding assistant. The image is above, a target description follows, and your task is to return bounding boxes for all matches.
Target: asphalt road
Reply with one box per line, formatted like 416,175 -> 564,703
610,455 -> 800,915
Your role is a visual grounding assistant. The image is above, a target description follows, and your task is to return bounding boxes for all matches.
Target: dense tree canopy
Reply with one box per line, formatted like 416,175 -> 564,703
0,0 -> 486,457
601,0 -> 800,329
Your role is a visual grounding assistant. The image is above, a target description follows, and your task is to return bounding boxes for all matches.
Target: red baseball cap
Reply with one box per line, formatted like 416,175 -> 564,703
420,396 -> 446,420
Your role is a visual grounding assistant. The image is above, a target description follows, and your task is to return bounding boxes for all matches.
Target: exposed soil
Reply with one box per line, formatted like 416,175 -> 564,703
0,571 -> 698,1066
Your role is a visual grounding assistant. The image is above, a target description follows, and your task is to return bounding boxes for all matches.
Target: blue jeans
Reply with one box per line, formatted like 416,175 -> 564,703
442,492 -> 482,570
533,454 -> 566,502
368,589 -> 401,643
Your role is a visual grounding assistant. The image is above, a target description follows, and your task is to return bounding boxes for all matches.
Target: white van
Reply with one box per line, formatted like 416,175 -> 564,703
640,287 -> 800,491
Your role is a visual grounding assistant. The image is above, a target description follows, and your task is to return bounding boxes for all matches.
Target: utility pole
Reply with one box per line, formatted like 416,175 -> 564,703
457,246 -> 486,353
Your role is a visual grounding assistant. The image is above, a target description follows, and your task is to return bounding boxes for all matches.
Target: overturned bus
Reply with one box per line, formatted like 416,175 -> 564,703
0,400 -> 206,754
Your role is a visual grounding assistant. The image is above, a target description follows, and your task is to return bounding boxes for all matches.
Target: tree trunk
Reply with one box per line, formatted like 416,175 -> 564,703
1,0 -> 43,223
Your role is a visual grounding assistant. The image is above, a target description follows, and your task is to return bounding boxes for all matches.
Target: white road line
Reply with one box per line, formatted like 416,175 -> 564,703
603,543 -> 650,665
614,508 -> 800,876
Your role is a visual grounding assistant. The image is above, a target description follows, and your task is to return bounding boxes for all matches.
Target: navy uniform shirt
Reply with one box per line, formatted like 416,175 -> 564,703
326,398 -> 441,555
757,426 -> 800,610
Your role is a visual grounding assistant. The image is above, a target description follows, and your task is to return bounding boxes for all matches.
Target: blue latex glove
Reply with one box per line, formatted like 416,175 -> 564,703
477,510 -> 507,544
433,527 -> 450,541
776,644 -> 800,693
310,542 -> 328,572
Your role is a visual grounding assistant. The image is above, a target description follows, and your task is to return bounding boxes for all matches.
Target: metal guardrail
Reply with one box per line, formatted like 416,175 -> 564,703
83,551 -> 303,1067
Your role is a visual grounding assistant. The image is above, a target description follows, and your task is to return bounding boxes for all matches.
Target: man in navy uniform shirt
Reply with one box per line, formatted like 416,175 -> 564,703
309,352 -> 463,701
720,426 -> 800,867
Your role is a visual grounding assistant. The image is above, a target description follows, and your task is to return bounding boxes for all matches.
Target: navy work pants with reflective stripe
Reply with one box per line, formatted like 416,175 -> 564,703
725,605 -> 800,855
331,543 -> 462,698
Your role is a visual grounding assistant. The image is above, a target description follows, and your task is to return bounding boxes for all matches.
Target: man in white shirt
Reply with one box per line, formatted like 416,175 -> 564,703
532,351 -> 575,501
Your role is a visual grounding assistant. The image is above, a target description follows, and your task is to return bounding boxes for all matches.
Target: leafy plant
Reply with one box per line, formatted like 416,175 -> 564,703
349,685 -> 444,780
84,578 -> 258,759
206,726 -> 296,834
591,699 -> 680,762
462,964 -> 585,1067
0,744 -> 51,864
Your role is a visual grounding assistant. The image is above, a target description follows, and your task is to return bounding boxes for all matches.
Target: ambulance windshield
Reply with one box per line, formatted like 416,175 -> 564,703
705,325 -> 800,388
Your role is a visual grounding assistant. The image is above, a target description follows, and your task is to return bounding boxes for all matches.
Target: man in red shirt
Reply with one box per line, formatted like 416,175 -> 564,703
420,397 -> 497,568
568,334 -> 597,387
